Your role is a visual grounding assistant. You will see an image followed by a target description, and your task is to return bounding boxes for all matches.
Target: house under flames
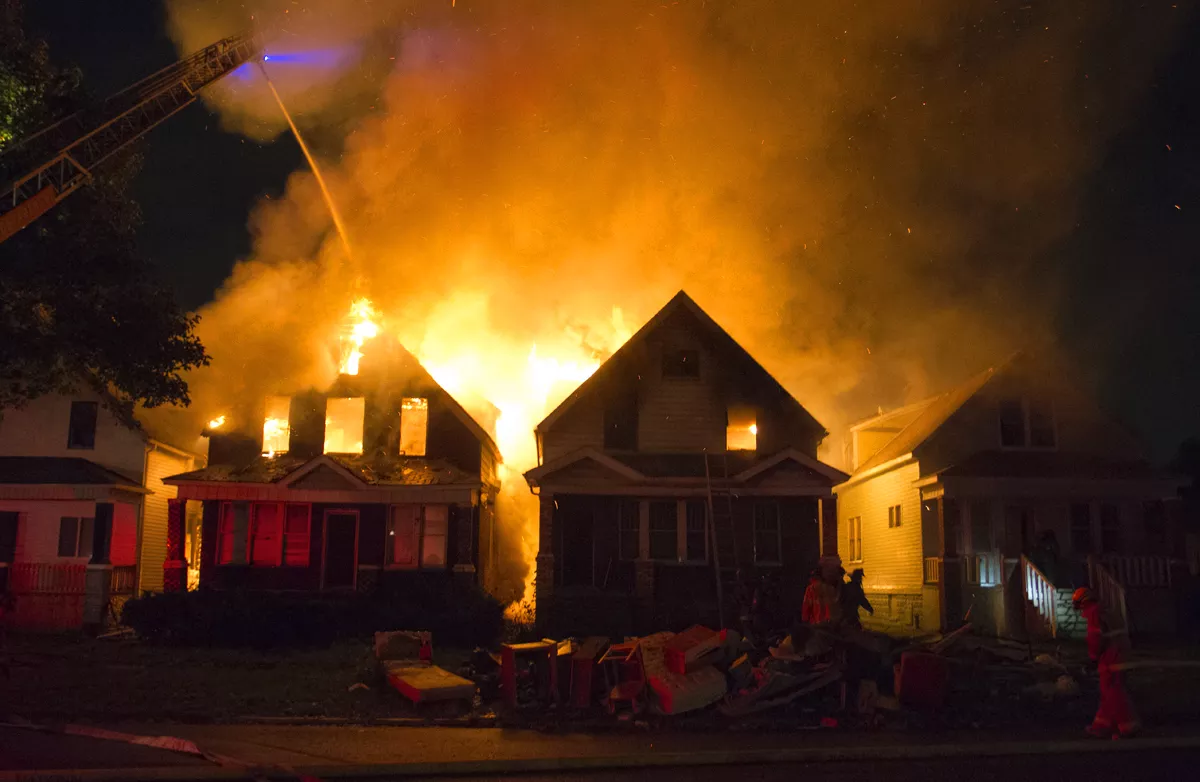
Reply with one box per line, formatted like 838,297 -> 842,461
525,291 -> 847,630
162,340 -> 500,595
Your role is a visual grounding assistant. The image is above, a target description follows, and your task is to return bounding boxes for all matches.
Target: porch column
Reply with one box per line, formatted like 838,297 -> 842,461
818,496 -> 838,557
634,500 -> 655,627
163,498 -> 187,593
451,502 -> 477,584
534,494 -> 555,622
82,501 -> 114,635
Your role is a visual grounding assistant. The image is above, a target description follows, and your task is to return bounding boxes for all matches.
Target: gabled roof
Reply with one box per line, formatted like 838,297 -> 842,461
0,457 -> 145,490
535,290 -> 825,437
735,447 -> 850,484
851,361 -> 1004,477
391,343 -> 501,462
164,452 -> 476,487
524,447 -> 646,484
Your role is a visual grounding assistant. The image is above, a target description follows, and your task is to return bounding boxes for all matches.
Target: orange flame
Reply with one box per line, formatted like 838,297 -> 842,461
339,297 -> 379,375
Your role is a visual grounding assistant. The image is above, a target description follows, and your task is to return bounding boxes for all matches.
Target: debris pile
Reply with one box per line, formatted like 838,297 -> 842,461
369,621 -> 1089,730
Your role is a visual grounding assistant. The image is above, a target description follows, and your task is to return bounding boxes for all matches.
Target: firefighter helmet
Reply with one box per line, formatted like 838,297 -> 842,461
1072,587 -> 1094,610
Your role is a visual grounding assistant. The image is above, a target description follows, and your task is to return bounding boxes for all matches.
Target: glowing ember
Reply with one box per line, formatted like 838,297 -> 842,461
339,297 -> 379,375
207,415 -> 226,430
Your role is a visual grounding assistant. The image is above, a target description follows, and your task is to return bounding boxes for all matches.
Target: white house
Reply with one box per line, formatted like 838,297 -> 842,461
0,390 -> 205,629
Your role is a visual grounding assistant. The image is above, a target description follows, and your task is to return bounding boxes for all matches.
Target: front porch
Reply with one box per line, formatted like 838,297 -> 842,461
917,473 -> 1185,640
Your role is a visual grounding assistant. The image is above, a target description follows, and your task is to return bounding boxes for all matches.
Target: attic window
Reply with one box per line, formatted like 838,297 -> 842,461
324,397 -> 365,454
262,396 -> 291,455
399,398 -> 428,456
662,348 -> 700,378
67,401 -> 98,450
726,406 -> 757,451
999,397 -> 1056,449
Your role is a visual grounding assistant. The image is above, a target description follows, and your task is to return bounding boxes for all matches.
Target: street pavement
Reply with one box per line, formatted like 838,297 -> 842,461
3,723 -> 1200,779
441,748 -> 1200,782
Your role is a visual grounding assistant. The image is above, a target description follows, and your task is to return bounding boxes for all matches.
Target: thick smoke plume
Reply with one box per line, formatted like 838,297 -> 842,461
158,0 -> 1188,596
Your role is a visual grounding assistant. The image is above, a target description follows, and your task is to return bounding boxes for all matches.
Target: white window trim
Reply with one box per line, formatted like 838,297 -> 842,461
888,504 -> 902,529
847,515 -> 863,563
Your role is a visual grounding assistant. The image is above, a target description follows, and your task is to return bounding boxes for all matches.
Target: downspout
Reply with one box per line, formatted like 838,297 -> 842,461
135,443 -> 150,596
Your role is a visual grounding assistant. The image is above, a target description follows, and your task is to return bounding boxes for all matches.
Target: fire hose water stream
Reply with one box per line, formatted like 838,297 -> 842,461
259,62 -> 354,261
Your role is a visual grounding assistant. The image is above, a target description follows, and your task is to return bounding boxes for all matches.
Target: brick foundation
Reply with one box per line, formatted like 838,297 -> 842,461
860,591 -> 926,636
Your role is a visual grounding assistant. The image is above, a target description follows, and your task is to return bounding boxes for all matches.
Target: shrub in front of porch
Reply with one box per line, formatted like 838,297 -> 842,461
122,583 -> 502,648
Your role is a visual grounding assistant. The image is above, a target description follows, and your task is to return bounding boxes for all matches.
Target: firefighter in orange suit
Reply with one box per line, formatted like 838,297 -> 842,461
1073,587 -> 1140,738
802,556 -> 842,624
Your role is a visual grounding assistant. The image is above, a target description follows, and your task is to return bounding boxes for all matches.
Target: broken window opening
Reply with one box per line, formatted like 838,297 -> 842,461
662,348 -> 700,379
399,397 -> 428,456
262,396 -> 291,455
648,500 -> 678,560
324,397 -> 365,454
726,405 -> 757,451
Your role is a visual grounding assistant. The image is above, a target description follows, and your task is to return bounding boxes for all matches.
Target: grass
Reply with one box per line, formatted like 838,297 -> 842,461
0,633 -> 473,723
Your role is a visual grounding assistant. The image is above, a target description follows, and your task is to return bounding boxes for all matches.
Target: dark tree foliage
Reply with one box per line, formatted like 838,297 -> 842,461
0,5 -> 208,413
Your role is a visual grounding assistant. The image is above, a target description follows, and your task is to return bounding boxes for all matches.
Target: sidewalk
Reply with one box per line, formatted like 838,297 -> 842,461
6,722 -> 1200,780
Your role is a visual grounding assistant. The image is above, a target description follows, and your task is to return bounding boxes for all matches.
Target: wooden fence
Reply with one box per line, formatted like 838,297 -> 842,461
4,562 -> 137,630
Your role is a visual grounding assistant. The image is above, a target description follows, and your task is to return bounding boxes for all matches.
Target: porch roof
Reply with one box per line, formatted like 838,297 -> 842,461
164,453 -> 476,487
0,457 -> 142,489
931,450 -> 1180,482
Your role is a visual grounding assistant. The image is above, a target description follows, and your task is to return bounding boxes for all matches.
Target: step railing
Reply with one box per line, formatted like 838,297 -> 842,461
1021,555 -> 1058,638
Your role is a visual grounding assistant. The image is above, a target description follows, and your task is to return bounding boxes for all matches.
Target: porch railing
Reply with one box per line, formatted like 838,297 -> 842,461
1088,555 -> 1129,634
923,556 -> 942,585
1022,555 -> 1058,638
110,565 -> 137,595
1096,555 -> 1173,588
965,552 -> 1003,587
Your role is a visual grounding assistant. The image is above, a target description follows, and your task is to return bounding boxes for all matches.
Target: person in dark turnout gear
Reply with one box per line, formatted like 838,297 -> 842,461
841,568 -> 874,628
1074,587 -> 1140,738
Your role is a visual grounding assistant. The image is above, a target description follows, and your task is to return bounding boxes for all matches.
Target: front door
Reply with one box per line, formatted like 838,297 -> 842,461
323,511 -> 359,590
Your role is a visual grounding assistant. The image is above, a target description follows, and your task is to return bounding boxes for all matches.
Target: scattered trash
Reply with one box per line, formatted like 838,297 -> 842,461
500,640 -> 559,708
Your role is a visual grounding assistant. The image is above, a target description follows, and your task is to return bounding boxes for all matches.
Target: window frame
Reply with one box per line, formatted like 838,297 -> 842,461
847,515 -> 863,563
647,500 -> 679,561
1100,503 -> 1122,554
683,500 -> 709,563
999,396 -> 1057,451
385,504 -> 451,570
753,501 -> 783,565
66,401 -> 99,450
323,396 -> 366,454
1069,503 -> 1093,553
617,500 -> 640,562
56,516 -> 94,558
399,397 -> 429,456
218,502 -> 311,567
888,504 -> 902,529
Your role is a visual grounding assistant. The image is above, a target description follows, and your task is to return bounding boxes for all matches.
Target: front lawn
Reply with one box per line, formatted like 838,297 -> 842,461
0,633 -> 470,723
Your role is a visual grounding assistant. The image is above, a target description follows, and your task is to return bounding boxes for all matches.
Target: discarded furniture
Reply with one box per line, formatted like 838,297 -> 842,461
383,662 -> 475,705
500,640 -> 559,708
664,625 -> 721,674
569,636 -> 610,708
599,640 -> 646,715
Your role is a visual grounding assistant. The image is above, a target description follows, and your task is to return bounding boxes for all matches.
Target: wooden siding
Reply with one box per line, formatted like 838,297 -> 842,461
542,397 -> 604,464
1,499 -> 138,566
637,320 -> 725,452
836,462 -> 924,591
0,392 -> 147,480
919,360 -> 1144,476
141,448 -> 192,593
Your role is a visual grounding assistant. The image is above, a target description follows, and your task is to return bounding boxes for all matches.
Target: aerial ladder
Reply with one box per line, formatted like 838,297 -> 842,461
0,32 -> 261,244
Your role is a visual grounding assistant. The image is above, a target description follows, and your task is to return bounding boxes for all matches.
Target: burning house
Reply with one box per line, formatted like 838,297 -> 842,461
161,317 -> 501,595
525,291 -> 847,630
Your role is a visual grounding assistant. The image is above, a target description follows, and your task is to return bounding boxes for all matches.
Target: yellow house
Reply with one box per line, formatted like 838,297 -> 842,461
835,354 -> 1185,639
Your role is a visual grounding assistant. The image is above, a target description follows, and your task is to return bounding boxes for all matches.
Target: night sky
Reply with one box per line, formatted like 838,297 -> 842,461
20,1 -> 1200,462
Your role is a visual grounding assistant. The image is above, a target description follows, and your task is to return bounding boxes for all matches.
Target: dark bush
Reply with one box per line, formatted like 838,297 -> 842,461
122,584 -> 503,649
